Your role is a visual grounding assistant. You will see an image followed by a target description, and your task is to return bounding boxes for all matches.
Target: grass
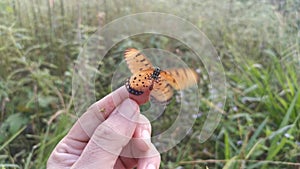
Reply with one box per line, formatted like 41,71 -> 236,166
0,0 -> 299,169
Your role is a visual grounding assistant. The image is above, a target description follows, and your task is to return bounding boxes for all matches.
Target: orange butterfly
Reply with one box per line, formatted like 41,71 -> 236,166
124,48 -> 198,103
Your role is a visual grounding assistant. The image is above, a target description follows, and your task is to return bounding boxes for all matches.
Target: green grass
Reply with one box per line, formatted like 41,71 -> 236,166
0,0 -> 299,169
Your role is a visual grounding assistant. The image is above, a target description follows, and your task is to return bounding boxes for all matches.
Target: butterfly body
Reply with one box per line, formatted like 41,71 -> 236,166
151,67 -> 161,80
125,67 -> 163,95
124,48 -> 198,103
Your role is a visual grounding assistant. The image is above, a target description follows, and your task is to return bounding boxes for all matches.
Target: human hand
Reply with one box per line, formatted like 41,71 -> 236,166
47,86 -> 160,169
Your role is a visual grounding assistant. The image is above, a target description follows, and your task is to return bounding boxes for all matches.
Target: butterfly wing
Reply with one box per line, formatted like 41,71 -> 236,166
124,48 -> 154,74
125,69 -> 154,95
160,68 -> 198,90
151,81 -> 174,103
124,48 -> 198,101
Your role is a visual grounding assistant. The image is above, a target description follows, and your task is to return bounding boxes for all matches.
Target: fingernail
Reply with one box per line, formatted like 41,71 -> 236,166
119,99 -> 139,118
146,163 -> 156,169
142,129 -> 150,139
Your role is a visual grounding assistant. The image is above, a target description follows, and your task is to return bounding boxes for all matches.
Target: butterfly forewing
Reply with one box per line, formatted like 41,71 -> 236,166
124,48 -> 154,74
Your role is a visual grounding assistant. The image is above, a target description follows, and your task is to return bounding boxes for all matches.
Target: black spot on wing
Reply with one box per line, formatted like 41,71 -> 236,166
175,70 -> 179,76
135,53 -> 142,57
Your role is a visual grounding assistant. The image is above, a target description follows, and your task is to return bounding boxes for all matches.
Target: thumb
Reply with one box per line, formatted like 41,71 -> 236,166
72,98 -> 139,169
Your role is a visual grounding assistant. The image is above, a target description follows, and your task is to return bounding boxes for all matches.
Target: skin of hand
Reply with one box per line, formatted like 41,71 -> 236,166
47,86 -> 160,169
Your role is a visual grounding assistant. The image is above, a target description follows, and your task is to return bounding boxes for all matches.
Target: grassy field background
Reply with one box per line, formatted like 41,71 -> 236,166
0,0 -> 299,168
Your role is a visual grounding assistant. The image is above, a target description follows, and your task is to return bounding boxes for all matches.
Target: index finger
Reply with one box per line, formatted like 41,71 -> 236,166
67,85 -> 150,142
66,86 -> 129,142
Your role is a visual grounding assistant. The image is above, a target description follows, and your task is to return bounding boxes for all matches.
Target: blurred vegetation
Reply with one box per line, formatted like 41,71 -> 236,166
0,0 -> 299,168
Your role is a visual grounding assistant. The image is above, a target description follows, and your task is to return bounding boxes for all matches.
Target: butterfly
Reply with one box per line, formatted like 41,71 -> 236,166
124,48 -> 198,103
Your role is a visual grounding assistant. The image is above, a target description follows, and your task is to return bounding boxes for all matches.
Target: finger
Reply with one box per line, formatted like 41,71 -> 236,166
115,143 -> 161,169
67,86 -> 129,142
67,85 -> 150,143
114,114 -> 152,168
133,114 -> 152,152
47,137 -> 83,168
114,157 -> 137,169
129,90 -> 151,105
72,98 -> 140,169
118,114 -> 152,159
119,142 -> 161,169
137,145 -> 161,169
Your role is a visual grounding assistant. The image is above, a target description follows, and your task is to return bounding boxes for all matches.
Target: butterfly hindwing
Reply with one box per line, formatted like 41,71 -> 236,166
126,69 -> 154,94
124,48 -> 154,74
151,81 -> 174,103
160,68 -> 198,90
